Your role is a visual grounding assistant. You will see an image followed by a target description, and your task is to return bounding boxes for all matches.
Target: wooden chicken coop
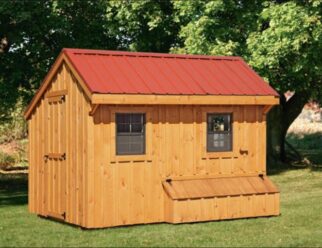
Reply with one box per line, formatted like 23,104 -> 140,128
24,48 -> 280,228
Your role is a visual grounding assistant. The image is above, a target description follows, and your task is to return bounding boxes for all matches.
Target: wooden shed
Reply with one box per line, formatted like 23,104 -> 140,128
24,48 -> 280,228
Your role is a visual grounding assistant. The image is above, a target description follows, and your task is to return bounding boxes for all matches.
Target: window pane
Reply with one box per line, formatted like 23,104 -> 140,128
132,123 -> 144,133
116,135 -> 131,155
223,115 -> 230,131
129,137 -> 145,154
207,113 -> 232,152
116,113 -> 131,124
116,113 -> 146,155
130,134 -> 144,144
117,135 -> 131,144
117,123 -> 130,133
207,133 -> 232,151
131,114 -> 144,124
208,115 -> 229,132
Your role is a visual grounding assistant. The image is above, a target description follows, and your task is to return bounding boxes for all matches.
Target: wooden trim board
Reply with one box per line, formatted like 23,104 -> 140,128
92,94 -> 279,106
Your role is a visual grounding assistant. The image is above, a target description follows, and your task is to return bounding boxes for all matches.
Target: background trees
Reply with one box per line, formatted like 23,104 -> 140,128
1,0 -> 321,166
0,0 -> 117,122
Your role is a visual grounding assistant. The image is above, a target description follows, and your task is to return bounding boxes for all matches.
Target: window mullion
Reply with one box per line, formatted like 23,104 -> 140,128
129,114 -> 132,134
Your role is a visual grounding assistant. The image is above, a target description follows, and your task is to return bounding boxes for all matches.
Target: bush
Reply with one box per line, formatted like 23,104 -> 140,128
15,139 -> 28,167
0,99 -> 27,144
286,132 -> 322,150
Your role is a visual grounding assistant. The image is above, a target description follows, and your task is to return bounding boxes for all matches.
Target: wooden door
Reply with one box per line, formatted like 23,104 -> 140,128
44,94 -> 67,220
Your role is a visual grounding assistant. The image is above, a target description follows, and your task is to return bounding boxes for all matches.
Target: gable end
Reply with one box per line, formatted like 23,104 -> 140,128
24,52 -> 92,120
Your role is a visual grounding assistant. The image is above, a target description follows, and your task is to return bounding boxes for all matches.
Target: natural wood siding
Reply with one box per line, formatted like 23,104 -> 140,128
27,63 -> 279,228
85,104 -> 269,227
165,193 -> 280,223
28,63 -> 91,226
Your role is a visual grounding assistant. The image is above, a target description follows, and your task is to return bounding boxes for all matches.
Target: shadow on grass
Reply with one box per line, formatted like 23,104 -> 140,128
0,174 -> 28,206
267,163 -> 308,175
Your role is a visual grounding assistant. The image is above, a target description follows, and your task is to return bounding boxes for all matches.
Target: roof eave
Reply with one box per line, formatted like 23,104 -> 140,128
91,93 -> 280,106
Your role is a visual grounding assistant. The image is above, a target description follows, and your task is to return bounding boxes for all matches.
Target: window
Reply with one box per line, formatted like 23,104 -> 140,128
207,113 -> 232,152
116,113 -> 146,155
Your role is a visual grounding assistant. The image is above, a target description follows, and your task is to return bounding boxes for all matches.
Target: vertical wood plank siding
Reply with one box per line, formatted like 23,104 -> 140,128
84,104 -> 273,228
28,63 -> 91,226
28,63 -> 279,228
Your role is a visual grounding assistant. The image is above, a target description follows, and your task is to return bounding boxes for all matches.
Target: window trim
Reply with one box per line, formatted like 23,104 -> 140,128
115,113 -> 146,156
206,113 -> 233,152
110,107 -> 152,162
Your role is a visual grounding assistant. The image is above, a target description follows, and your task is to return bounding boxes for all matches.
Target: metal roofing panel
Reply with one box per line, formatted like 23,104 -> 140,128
200,60 -> 236,95
64,48 -> 278,96
187,60 -> 222,94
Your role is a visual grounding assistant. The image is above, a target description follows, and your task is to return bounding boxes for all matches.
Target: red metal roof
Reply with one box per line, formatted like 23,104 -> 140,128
63,48 -> 278,96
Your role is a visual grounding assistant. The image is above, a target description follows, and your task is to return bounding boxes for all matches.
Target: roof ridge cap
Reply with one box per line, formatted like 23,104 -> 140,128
62,48 -> 242,61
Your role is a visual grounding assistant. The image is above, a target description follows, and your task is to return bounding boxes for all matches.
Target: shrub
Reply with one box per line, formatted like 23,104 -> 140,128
0,151 -> 15,170
15,139 -> 28,167
0,99 -> 27,144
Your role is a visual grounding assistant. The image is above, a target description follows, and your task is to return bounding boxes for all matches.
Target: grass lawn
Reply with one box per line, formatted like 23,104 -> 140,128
1,166 -> 322,247
1,133 -> 322,248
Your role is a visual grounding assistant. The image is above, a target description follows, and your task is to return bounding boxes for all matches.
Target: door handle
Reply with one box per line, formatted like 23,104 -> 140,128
44,153 -> 66,161
239,149 -> 248,155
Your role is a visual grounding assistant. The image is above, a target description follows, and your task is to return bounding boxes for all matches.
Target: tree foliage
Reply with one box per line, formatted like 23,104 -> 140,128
0,0 -> 178,122
0,0 -> 115,121
172,0 -> 263,56
0,1 -> 55,121
248,1 -> 322,95
107,0 -> 180,52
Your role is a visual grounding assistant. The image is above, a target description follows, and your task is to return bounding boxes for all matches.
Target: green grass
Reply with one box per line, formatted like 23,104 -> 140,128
1,164 -> 322,247
2,131 -> 322,247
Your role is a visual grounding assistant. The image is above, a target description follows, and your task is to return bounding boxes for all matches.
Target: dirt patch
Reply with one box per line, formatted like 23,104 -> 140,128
0,139 -> 28,170
0,141 -> 20,155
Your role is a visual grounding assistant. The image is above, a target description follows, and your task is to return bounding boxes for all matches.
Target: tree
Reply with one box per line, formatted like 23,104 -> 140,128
0,1 -> 56,122
173,0 -> 322,166
0,0 -> 179,123
106,0 -> 180,52
0,0 -> 121,122
247,1 -> 322,163
172,0 -> 264,55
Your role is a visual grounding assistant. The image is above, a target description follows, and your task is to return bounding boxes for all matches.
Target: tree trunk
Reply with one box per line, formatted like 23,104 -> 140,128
267,92 -> 309,167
